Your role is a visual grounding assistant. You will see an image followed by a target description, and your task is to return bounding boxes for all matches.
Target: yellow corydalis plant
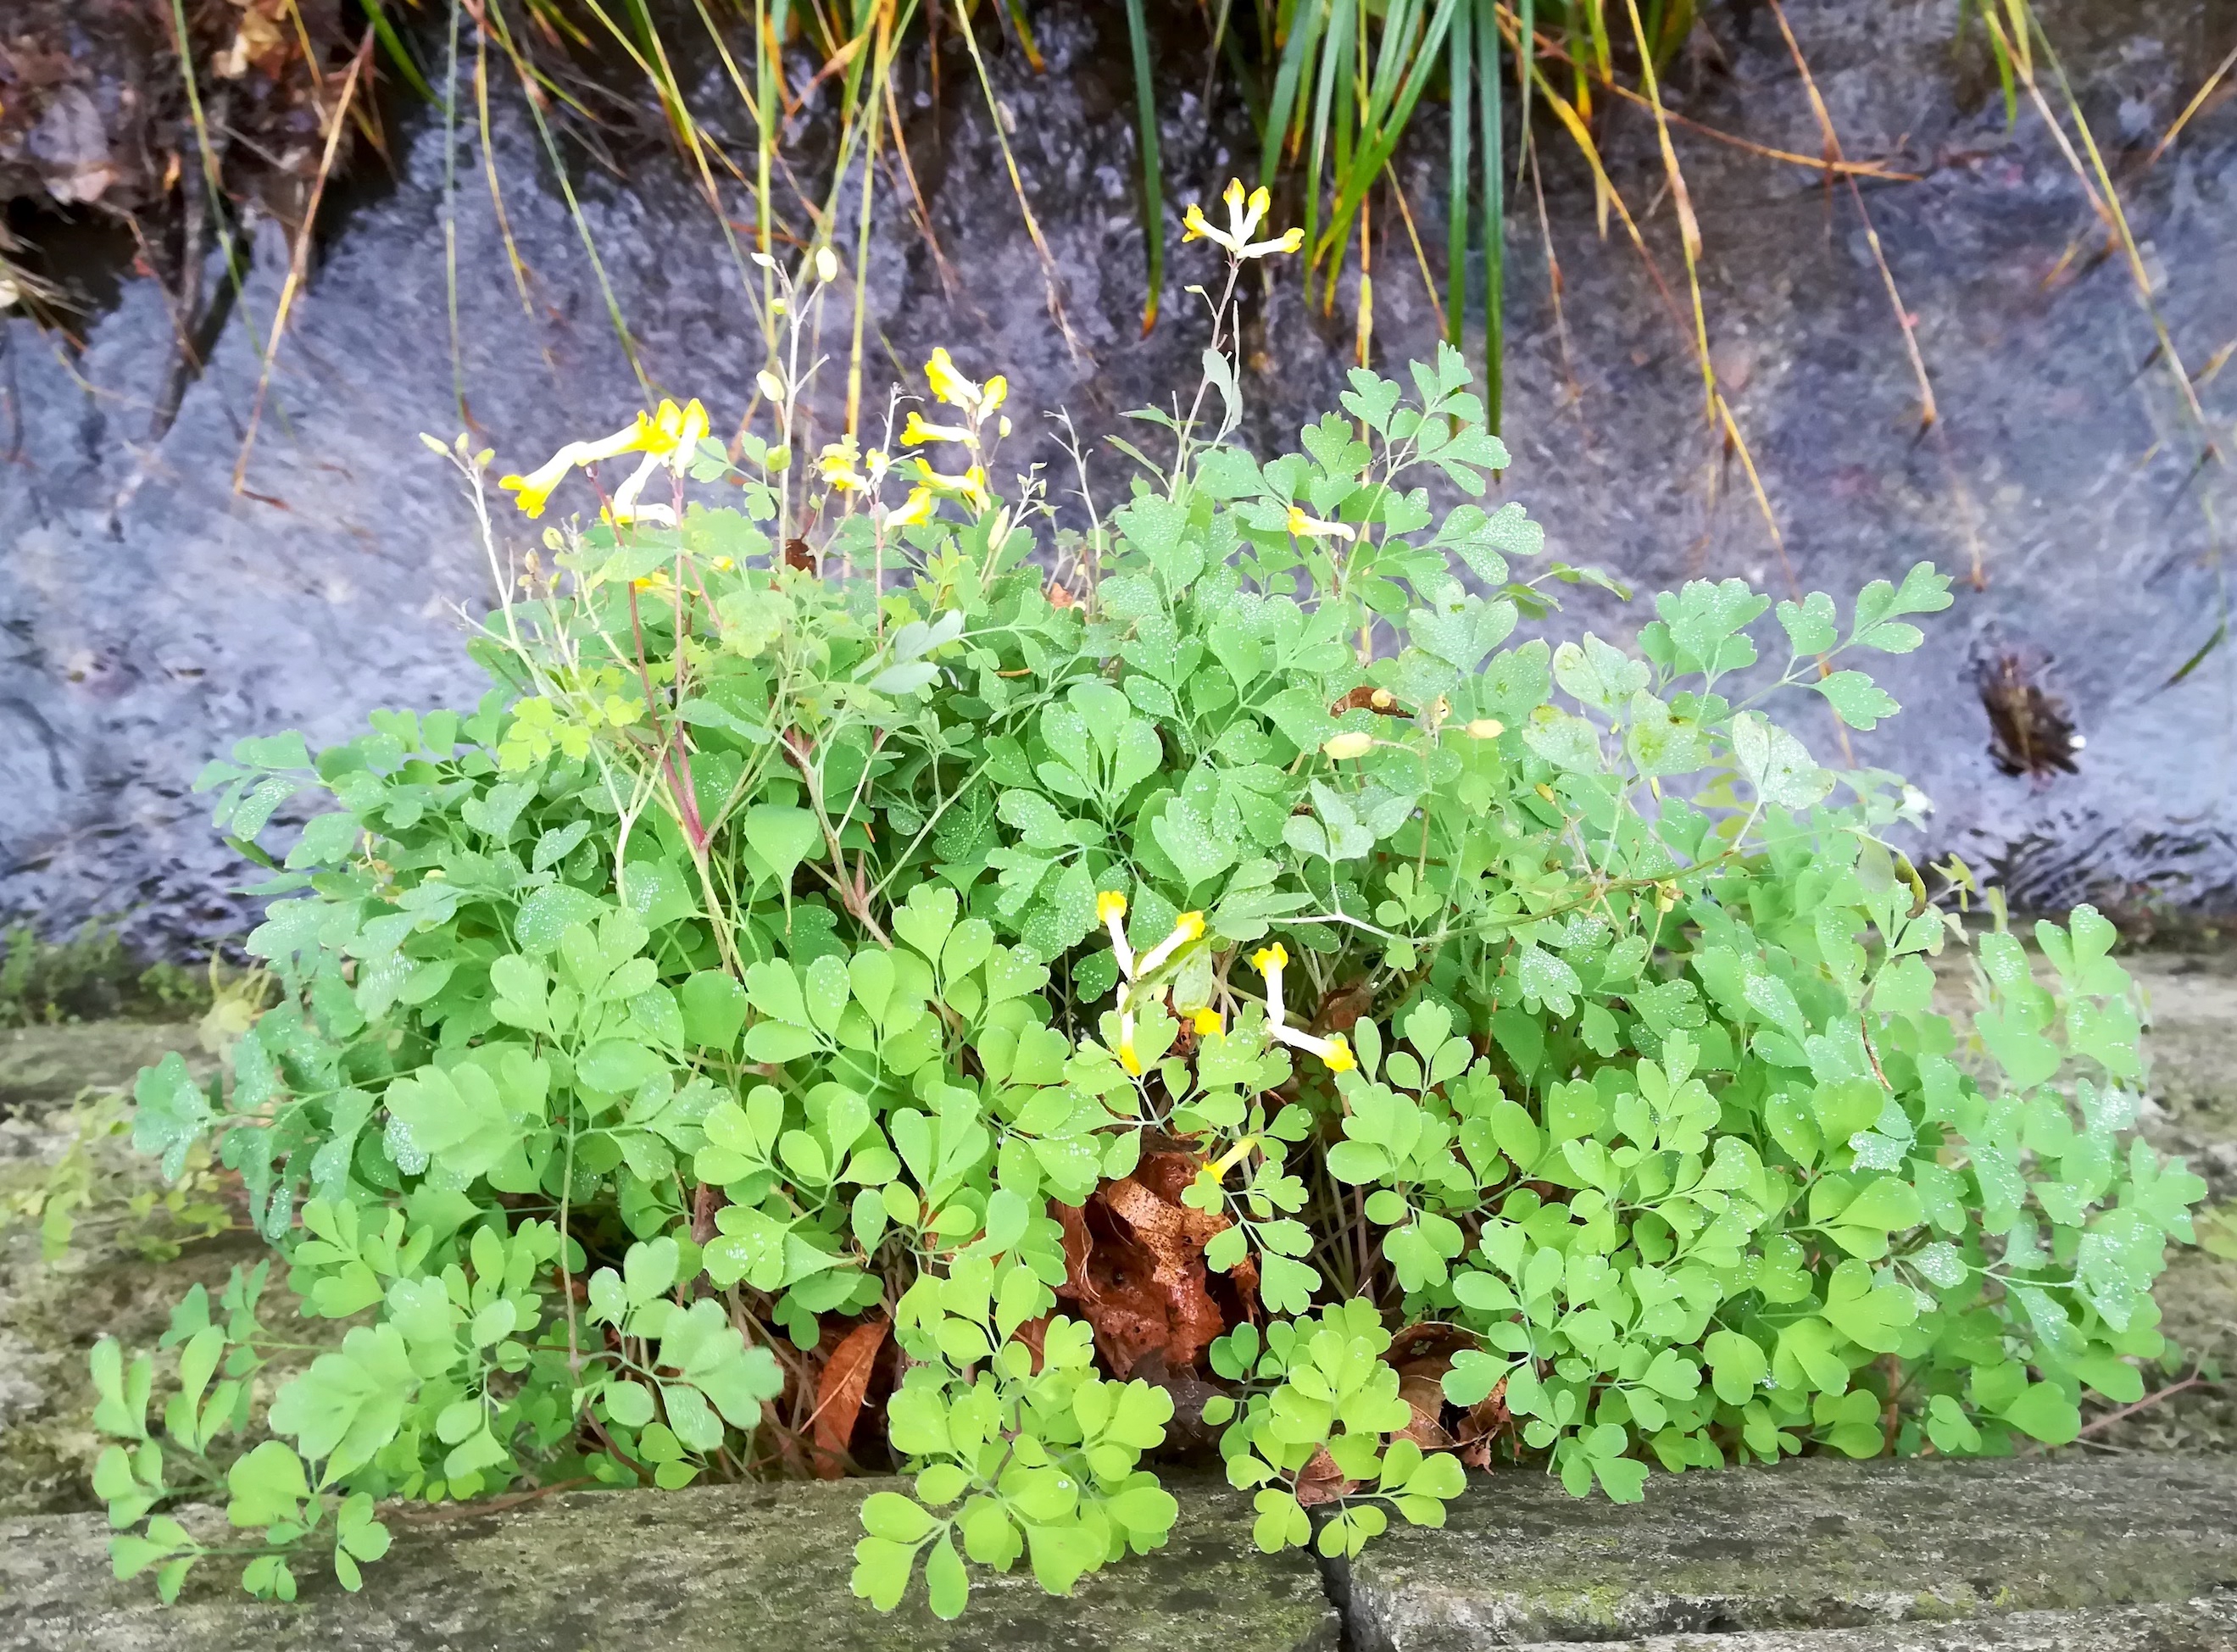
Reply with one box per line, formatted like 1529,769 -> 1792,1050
1182,179 -> 1305,262
1099,893 -> 1208,1076
819,347 -> 1006,529
498,398 -> 709,526
1251,943 -> 1355,1073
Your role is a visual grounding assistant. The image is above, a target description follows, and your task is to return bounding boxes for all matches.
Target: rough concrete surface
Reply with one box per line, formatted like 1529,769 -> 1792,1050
1341,1455 -> 2237,1649
0,1477 -> 1340,1652
1491,1600 -> 2236,1651
1,1460 -> 2232,1651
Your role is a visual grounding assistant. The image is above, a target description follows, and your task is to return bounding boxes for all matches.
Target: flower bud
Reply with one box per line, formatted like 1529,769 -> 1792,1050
1322,731 -> 1373,761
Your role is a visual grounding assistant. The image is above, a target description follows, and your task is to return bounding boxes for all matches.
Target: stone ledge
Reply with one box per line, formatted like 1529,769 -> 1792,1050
1492,1599 -> 2236,1652
0,1458 -> 2231,1650
0,1476 -> 1338,1652
1344,1455 -> 2237,1650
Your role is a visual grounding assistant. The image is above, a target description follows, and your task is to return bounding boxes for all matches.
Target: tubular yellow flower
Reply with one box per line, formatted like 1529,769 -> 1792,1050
914,460 -> 989,514
500,415 -> 643,518
498,450 -> 577,520
925,348 -> 983,411
902,409 -> 975,448
498,399 -> 707,521
1322,731 -> 1374,761
818,438 -> 869,492
885,487 -> 936,529
1253,943 -> 1288,1026
1317,1032 -> 1356,1073
1100,892 -> 1135,979
1287,504 -> 1355,542
1201,1133 -> 1259,1185
649,398 -> 709,464
1192,1007 -> 1222,1037
982,375 -> 1009,414
1138,909 -> 1205,977
1181,179 -> 1303,262
1118,1039 -> 1143,1077
1229,181 -> 1273,248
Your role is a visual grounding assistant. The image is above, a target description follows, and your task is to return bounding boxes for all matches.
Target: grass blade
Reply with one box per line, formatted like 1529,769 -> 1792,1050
361,0 -> 436,100
1259,0 -> 1326,185
1444,0 -> 1470,349
1125,0 -> 1166,334
1477,0 -> 1503,431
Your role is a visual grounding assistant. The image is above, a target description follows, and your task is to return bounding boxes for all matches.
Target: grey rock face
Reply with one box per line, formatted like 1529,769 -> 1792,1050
0,0 -> 2234,950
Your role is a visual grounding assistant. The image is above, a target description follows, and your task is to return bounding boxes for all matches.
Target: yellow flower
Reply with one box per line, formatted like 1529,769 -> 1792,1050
926,348 -> 987,412
500,398 -> 709,523
500,416 -> 647,518
1250,943 -> 1288,976
648,398 -> 710,458
1100,892 -> 1135,979
1286,504 -> 1355,542
1138,911 -> 1203,977
1118,1040 -> 1143,1076
913,459 -> 989,514
902,409 -> 975,448
1181,178 -> 1305,262
818,437 -> 869,492
885,487 -> 936,529
1318,1033 -> 1355,1074
1322,731 -> 1374,762
1200,1133 -> 1258,1185
1191,1007 -> 1222,1037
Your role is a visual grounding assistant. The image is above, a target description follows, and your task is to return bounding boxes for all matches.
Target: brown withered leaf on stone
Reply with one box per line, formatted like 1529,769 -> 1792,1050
1387,1322 -> 1472,1453
1293,1444 -> 1358,1507
1055,1149 -> 1256,1377
1396,1373 -> 1455,1451
810,1318 -> 888,1479
1455,1378 -> 1512,1471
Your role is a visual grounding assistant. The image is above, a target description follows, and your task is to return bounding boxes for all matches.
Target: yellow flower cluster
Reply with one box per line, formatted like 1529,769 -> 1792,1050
499,398 -> 709,526
1099,893 -> 1210,1076
1183,179 -> 1305,262
816,347 -> 1004,528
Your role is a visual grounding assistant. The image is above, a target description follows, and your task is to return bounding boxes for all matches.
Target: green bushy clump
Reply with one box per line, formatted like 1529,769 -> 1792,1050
92,206 -> 2204,1615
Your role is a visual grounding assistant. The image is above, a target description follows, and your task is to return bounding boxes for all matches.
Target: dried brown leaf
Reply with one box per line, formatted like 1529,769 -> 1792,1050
810,1318 -> 888,1479
1294,1444 -> 1357,1507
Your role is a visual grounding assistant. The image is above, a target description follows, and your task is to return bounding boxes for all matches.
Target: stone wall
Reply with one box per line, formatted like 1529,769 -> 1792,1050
0,1457 -> 2232,1650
